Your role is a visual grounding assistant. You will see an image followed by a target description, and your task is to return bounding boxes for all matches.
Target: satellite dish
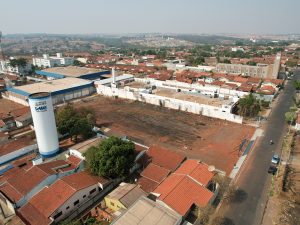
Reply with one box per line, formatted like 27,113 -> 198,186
208,165 -> 215,172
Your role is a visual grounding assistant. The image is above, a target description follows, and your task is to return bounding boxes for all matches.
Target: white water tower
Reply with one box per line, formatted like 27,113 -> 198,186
28,92 -> 59,157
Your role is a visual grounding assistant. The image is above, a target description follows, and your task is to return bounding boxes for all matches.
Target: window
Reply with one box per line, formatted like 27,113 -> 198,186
53,211 -> 62,220
89,188 -> 96,195
111,202 -> 115,206
83,195 -> 86,198
66,206 -> 70,210
74,200 -> 79,206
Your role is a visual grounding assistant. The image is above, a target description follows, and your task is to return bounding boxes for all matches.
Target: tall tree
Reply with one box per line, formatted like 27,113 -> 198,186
55,104 -> 94,142
237,93 -> 261,117
84,136 -> 135,178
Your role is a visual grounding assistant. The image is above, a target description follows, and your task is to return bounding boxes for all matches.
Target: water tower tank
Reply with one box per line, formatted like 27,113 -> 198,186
28,92 -> 59,157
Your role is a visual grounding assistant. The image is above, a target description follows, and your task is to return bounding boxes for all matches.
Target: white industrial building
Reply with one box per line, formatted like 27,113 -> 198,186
0,59 -> 32,75
2,77 -> 95,106
32,53 -> 74,68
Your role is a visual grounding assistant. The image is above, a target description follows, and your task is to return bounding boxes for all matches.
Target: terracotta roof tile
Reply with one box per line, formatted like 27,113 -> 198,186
147,146 -> 185,171
174,159 -> 214,187
18,203 -> 51,225
154,175 -> 214,216
141,163 -> 170,183
137,177 -> 160,193
61,171 -> 109,190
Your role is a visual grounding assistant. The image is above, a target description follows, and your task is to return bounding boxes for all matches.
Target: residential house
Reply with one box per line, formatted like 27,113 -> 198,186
137,146 -> 186,193
18,171 -> 110,225
104,182 -> 146,212
112,196 -> 182,225
0,157 -> 82,216
153,159 -> 218,217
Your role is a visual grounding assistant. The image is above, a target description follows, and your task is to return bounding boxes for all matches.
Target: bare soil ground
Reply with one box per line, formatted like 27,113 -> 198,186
75,96 -> 255,174
0,98 -> 25,115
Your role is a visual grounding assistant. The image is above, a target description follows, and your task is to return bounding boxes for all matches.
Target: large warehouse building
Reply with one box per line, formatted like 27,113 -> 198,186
36,66 -> 110,80
3,77 -> 95,106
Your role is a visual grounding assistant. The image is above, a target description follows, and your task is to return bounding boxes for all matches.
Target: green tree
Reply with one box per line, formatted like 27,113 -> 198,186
84,136 -> 135,178
237,93 -> 261,117
293,81 -> 300,90
55,104 -> 94,142
285,111 -> 296,124
286,61 -> 297,67
73,59 -> 84,67
246,61 -> 257,66
9,58 -> 27,68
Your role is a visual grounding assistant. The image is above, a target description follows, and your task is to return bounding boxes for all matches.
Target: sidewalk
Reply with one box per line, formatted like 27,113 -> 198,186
229,128 -> 264,179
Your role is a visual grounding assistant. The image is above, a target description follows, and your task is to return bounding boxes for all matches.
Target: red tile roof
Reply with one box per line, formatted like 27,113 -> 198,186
258,85 -> 276,94
25,179 -> 76,218
233,76 -> 248,83
147,146 -> 185,171
141,163 -> 170,184
137,176 -> 160,193
0,160 -> 80,202
18,202 -> 51,225
61,171 -> 109,190
18,171 -> 108,224
238,83 -> 253,92
211,81 -> 225,86
154,174 -> 214,216
174,159 -> 214,187
66,155 -> 82,168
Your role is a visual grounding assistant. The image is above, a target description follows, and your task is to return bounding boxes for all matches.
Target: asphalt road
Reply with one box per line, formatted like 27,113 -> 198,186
219,70 -> 299,225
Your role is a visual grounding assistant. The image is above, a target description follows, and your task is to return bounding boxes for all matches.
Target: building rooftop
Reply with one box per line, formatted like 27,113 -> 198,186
18,171 -> 109,225
174,159 -> 215,187
40,66 -> 104,78
112,196 -> 181,225
9,77 -> 93,96
154,88 -> 228,107
140,163 -> 170,184
0,136 -> 36,156
95,74 -> 134,85
106,182 -> 146,208
146,146 -> 185,172
154,174 -> 214,216
0,159 -> 81,203
69,136 -> 103,154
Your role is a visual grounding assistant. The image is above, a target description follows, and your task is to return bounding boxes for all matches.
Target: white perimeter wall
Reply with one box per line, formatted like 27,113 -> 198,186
95,84 -> 243,124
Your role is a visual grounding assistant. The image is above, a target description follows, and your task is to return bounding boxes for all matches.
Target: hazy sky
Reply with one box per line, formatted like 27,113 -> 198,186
1,0 -> 299,35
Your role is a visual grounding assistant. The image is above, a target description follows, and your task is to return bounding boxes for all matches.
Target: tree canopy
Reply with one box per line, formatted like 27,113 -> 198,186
9,58 -> 27,68
293,81 -> 300,90
236,93 -> 261,117
55,104 -> 94,142
84,136 -> 135,178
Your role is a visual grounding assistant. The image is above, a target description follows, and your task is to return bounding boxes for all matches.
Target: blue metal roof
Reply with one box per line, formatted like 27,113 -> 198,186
36,70 -> 65,79
7,87 -> 30,96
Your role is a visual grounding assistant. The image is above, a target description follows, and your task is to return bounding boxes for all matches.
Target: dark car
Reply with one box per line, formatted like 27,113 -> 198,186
268,165 -> 277,175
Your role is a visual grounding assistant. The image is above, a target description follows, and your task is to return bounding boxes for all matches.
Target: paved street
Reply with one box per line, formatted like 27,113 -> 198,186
219,70 -> 299,225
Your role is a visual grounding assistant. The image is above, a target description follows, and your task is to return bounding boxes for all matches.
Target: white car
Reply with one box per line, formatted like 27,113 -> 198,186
271,154 -> 280,164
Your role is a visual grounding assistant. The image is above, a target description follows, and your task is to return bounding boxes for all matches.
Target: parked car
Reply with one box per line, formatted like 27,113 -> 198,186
271,154 -> 280,164
268,165 -> 278,175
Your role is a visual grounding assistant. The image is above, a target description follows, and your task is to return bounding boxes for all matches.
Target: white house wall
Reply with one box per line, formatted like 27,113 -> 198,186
96,84 -> 243,124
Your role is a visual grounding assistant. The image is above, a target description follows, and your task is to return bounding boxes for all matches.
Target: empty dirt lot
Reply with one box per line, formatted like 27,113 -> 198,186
76,96 -> 255,174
